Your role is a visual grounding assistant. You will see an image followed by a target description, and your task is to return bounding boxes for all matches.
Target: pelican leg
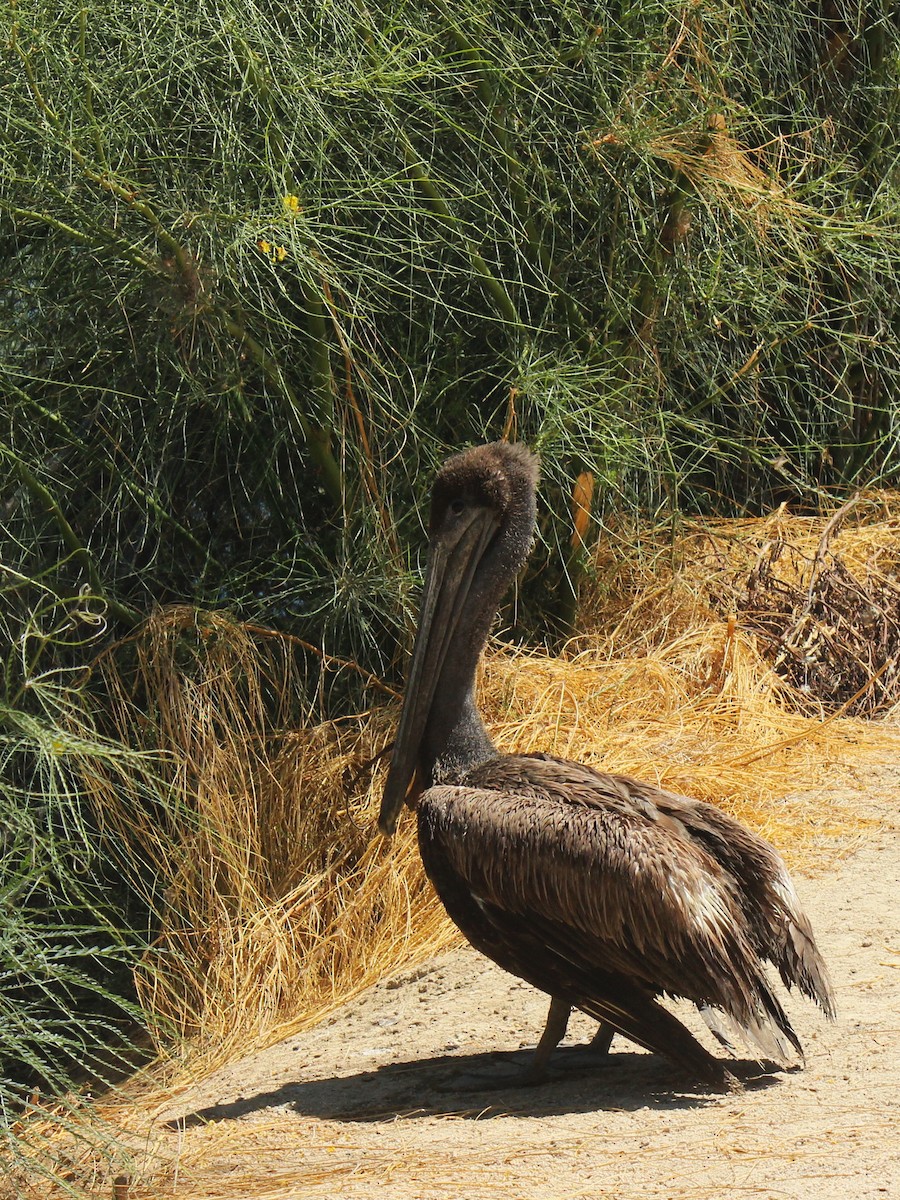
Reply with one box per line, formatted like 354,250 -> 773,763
589,1021 -> 615,1055
520,997 -> 571,1085
443,996 -> 572,1092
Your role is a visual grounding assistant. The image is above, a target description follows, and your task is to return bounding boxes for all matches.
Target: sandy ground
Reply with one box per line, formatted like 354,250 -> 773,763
155,771 -> 900,1200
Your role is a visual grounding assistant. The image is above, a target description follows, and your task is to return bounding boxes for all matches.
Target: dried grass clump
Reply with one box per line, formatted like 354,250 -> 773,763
580,492 -> 900,715
740,498 -> 900,715
646,115 -> 811,233
85,608 -> 455,1079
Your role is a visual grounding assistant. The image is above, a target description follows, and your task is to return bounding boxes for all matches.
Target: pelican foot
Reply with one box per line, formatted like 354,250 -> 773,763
552,1043 -> 615,1073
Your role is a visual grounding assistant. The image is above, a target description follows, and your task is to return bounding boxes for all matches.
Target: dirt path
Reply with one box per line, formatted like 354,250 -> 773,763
156,772 -> 900,1200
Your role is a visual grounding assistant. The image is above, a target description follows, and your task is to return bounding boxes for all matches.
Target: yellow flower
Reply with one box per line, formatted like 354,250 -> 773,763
257,239 -> 287,263
282,194 -> 300,214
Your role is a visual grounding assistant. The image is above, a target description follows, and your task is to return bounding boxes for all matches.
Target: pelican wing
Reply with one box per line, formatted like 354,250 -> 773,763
417,755 -> 824,1057
481,753 -> 830,1012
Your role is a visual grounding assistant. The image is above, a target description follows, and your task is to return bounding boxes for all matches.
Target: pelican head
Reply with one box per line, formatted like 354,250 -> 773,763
378,442 -> 540,835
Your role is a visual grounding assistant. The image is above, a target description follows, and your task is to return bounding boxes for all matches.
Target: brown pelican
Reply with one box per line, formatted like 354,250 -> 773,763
379,442 -> 834,1089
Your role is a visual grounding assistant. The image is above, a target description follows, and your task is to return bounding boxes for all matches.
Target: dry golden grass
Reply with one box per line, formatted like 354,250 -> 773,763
482,631 -> 874,868
86,609 -> 455,1077
646,115 -> 813,233
580,491 -> 900,653
8,499 -> 900,1198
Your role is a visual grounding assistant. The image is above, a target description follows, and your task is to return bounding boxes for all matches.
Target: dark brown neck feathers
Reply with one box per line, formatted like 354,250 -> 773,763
423,444 -> 538,784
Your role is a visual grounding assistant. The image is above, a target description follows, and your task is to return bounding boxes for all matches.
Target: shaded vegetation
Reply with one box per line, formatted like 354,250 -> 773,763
0,590 -> 153,1180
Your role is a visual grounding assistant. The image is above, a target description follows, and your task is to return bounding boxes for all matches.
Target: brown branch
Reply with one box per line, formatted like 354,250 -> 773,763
241,623 -> 400,699
806,494 -> 862,607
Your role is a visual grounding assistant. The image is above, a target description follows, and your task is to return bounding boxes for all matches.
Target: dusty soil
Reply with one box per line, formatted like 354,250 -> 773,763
155,770 -> 900,1200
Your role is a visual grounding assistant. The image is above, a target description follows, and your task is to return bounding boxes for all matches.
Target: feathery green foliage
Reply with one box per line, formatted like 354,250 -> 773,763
2,0 -> 898,654
0,584 -> 159,1185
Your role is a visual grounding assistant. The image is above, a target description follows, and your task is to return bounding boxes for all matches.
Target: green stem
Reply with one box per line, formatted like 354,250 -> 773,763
401,137 -> 521,327
78,7 -> 108,170
9,205 -> 157,274
302,280 -> 337,436
218,314 -> 343,504
0,442 -> 139,626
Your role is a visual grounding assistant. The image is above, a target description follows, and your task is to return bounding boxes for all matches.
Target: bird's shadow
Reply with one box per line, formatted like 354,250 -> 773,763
167,1045 -> 787,1130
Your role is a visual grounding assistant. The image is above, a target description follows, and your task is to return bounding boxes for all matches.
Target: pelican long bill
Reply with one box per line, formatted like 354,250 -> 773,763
378,507 -> 500,836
